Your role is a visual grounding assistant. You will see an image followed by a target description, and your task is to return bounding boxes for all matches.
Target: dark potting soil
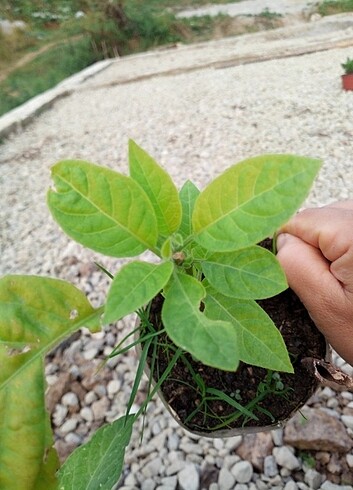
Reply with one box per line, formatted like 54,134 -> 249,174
145,242 -> 327,434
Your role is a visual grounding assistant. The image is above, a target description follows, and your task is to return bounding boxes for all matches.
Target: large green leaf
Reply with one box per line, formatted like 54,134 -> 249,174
162,272 -> 240,371
57,415 -> 134,490
178,180 -> 200,239
0,275 -> 102,490
193,155 -> 321,252
48,160 -> 158,258
201,246 -> 287,299
129,140 -> 182,237
204,288 -> 293,372
103,261 -> 174,324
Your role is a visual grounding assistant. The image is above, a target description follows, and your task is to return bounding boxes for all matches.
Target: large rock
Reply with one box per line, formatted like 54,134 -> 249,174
236,432 -> 273,471
284,408 -> 352,452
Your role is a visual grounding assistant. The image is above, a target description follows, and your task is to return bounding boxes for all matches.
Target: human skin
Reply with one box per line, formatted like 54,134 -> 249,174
276,200 -> 353,366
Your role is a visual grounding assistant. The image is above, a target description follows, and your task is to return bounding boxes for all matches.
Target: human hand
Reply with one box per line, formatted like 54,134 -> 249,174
276,201 -> 353,366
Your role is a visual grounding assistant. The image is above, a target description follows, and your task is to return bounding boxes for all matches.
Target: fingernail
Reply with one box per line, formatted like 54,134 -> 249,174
276,233 -> 287,251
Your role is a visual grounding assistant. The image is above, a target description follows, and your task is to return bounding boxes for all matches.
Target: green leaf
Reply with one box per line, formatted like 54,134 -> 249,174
204,289 -> 293,372
162,272 -> 240,371
178,180 -> 200,239
48,159 -> 158,258
57,415 -> 134,490
0,275 -> 101,490
193,155 -> 321,251
103,261 -> 174,324
201,246 -> 287,299
129,140 -> 182,236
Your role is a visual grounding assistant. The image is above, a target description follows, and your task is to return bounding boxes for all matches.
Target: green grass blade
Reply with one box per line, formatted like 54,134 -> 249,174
206,387 -> 259,421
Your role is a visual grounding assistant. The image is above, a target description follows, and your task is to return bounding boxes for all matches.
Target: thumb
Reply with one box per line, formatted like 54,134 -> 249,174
276,232 -> 334,299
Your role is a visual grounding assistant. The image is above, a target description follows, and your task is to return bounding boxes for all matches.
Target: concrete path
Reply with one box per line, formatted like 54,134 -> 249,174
1,12 -> 353,141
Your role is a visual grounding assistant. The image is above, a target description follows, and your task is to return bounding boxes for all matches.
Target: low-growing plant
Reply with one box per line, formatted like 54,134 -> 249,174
342,56 -> 353,74
0,140 -> 321,489
317,0 -> 353,16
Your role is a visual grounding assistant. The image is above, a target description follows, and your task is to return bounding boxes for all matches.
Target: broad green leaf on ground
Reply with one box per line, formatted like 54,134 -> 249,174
48,160 -> 158,258
204,288 -> 293,373
0,275 -> 102,490
201,246 -> 287,299
178,180 -> 200,239
162,272 -> 240,371
57,415 -> 134,490
103,261 -> 173,324
192,155 -> 321,252
129,140 -> 182,236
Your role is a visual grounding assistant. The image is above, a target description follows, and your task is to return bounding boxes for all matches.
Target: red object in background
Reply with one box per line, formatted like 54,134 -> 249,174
342,74 -> 353,91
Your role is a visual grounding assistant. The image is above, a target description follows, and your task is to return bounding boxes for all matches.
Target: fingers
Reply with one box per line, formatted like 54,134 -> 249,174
279,207 -> 353,290
276,233 -> 353,363
276,233 -> 341,311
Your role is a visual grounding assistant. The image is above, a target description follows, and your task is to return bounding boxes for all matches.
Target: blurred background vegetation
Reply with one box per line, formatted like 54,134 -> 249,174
0,0 -> 353,117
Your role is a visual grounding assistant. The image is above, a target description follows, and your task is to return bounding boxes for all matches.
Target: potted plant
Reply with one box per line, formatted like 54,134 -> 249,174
48,141 -> 326,436
341,57 -> 353,91
1,140 -> 350,488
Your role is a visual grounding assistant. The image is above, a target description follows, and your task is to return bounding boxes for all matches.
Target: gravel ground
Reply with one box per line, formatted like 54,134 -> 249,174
1,39 -> 353,489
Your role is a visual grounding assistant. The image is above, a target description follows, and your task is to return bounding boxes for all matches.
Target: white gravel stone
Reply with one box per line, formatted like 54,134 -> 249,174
177,464 -> 199,490
225,436 -> 242,451
179,441 -> 203,455
341,415 -> 353,429
53,404 -> 68,426
160,476 -> 177,489
91,397 -> 109,420
209,484 -> 220,490
304,469 -> 322,490
142,457 -> 163,478
273,446 -> 300,471
141,479 -> 156,490
125,473 -> 138,486
264,455 -> 278,477
218,467 -> 235,489
61,392 -> 79,407
231,461 -> 253,484
346,453 -> 353,468
271,428 -> 284,446
235,484 -> 249,490
284,481 -> 298,490
64,432 -> 82,445
213,438 -> 224,450
84,390 -> 97,405
60,418 -> 78,434
80,406 -> 94,422
83,348 -> 99,361
167,433 -> 180,451
321,482 -> 353,490
107,379 -> 121,397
